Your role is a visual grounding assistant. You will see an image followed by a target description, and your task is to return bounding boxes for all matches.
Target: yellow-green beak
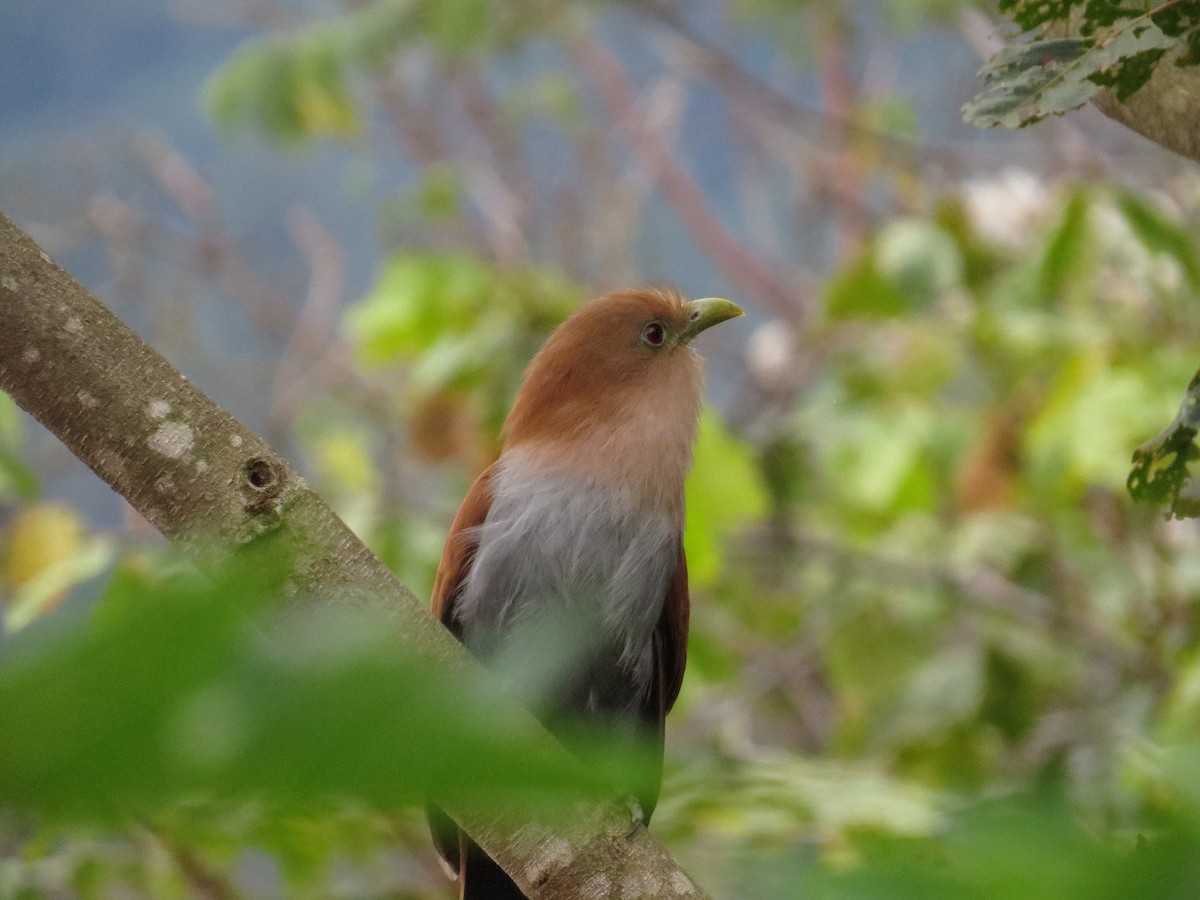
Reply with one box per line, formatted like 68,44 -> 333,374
681,297 -> 744,343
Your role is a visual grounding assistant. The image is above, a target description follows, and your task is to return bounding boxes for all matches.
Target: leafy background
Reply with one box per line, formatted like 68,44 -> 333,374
6,0 -> 1200,897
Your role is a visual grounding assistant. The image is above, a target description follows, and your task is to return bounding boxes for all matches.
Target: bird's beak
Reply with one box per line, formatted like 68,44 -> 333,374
681,297 -> 744,344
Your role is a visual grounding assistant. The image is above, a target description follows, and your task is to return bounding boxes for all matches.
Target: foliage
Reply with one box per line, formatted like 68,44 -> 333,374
685,411 -> 770,588
205,0 -> 584,143
964,1 -> 1200,129
2,502 -> 114,632
963,29 -> 1172,129
12,0 -> 1200,896
0,394 -> 36,504
0,558 -> 618,817
1129,365 -> 1200,518
798,789 -> 1200,899
343,251 -> 581,446
649,174 -> 1200,891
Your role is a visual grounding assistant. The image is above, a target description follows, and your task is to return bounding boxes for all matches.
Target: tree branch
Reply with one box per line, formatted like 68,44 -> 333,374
1090,60 -> 1200,165
0,210 -> 708,899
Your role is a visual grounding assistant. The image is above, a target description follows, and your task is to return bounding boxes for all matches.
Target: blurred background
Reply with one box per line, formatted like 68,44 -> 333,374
6,0 -> 1200,897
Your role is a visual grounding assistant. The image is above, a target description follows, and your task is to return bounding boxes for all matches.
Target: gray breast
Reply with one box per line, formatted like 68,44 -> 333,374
455,464 -> 678,717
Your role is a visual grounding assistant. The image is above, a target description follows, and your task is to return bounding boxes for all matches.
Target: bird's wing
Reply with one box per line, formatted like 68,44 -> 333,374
428,462 -> 497,874
658,541 -> 691,715
639,542 -> 691,821
430,462 -> 498,633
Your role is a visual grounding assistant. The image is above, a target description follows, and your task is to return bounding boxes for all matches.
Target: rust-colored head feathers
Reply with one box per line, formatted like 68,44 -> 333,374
503,288 -> 742,493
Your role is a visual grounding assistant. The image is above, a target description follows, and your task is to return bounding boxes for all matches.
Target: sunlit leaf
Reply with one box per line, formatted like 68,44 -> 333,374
1128,365 -> 1200,517
1028,357 -> 1175,498
2,504 -> 115,631
344,253 -> 493,363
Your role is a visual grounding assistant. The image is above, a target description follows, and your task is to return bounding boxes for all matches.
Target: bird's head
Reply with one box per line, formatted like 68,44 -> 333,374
503,288 -> 743,484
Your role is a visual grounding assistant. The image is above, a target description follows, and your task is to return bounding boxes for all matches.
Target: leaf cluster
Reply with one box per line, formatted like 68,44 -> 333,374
964,1 -> 1200,129
1128,366 -> 1200,517
205,0 -> 590,143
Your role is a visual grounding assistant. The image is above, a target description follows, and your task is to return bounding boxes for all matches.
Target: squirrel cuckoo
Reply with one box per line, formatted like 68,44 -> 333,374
428,287 -> 743,898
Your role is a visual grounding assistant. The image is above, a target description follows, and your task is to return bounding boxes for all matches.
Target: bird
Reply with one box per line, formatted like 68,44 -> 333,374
427,287 -> 743,898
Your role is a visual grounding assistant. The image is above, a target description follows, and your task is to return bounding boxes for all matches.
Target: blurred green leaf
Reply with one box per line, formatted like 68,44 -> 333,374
503,73 -> 582,127
206,37 -> 361,143
0,394 -> 37,501
415,162 -> 462,219
825,220 -> 960,319
882,645 -> 983,746
204,0 -> 419,143
805,791 -> 1200,899
662,755 -> 941,845
1038,191 -> 1090,299
1128,365 -> 1200,517
346,253 -> 494,363
0,559 -> 626,820
3,501 -> 115,632
205,0 -> 577,142
340,253 -> 582,454
825,253 -> 911,319
875,219 -> 963,307
421,0 -> 491,54
1029,357 -> 1176,498
1117,191 -> 1200,292
832,405 -> 938,518
684,412 -> 768,587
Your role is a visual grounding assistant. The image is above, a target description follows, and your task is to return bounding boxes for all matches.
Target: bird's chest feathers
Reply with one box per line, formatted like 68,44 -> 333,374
456,456 -> 680,659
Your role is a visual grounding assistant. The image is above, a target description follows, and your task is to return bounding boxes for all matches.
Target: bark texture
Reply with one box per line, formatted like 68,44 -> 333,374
1092,60 -> 1200,165
0,211 -> 708,899
1047,9 -> 1200,166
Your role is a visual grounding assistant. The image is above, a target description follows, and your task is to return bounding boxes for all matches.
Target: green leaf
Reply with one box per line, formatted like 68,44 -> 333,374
203,1 -> 417,143
0,394 -> 37,501
824,254 -> 911,319
1038,191 -> 1090,299
964,24 -> 1173,129
684,412 -> 768,587
204,0 -> 578,141
1116,191 -> 1200,292
829,406 -> 938,517
825,220 -> 961,319
343,253 -> 493,363
875,219 -> 963,308
1128,365 -> 1200,517
1029,358 -> 1173,499
0,559 -> 625,819
205,37 -> 362,143
1001,0 -> 1072,33
661,755 -> 940,844
419,0 -> 492,54
1088,46 -> 1168,101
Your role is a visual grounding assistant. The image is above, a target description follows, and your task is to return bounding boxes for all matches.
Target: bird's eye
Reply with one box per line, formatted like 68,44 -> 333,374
641,322 -> 666,347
